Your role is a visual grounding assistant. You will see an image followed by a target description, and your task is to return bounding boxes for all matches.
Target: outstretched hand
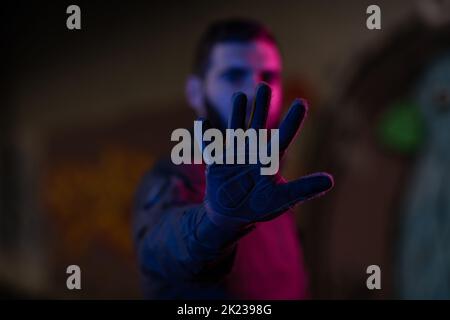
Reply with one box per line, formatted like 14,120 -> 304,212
197,82 -> 334,228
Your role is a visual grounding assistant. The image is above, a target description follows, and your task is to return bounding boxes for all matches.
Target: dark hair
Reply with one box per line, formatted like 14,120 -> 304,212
192,18 -> 278,77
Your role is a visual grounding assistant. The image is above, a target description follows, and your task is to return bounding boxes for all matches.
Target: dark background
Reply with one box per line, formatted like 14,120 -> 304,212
1,0 -> 450,299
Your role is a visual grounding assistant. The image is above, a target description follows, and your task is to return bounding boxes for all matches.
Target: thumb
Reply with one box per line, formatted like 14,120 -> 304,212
273,173 -> 334,211
256,173 -> 334,221
282,172 -> 334,202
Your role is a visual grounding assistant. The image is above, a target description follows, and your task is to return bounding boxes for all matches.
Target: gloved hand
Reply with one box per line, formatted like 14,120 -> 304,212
197,82 -> 334,230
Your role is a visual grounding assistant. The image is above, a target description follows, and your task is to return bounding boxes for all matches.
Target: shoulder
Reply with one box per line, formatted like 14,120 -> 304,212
134,157 -> 205,210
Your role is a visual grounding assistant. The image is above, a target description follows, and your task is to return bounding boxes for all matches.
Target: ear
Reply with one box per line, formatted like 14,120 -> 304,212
185,75 -> 206,117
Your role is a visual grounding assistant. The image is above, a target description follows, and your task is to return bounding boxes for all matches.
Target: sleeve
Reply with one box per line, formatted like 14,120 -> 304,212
132,167 -> 253,299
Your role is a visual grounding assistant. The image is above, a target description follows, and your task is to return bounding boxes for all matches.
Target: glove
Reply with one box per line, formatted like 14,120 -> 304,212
197,82 -> 334,230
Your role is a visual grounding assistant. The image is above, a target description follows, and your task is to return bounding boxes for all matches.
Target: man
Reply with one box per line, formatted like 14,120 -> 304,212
133,18 -> 334,299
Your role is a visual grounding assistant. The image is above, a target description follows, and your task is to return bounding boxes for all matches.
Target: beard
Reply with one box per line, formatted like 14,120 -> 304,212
203,94 -> 281,132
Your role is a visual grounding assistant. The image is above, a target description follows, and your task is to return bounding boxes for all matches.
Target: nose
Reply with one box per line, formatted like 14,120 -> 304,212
242,73 -> 263,98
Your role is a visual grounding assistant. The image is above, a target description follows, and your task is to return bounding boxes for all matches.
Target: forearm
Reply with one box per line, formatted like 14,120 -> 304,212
135,203 -> 251,282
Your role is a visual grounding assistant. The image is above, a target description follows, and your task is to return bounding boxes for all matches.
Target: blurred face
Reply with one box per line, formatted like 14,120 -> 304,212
203,39 -> 283,129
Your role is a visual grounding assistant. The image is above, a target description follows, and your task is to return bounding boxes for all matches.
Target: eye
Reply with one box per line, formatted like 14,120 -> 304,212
221,68 -> 247,84
261,71 -> 280,84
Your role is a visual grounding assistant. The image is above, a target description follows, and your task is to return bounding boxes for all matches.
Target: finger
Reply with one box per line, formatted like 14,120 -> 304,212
248,82 -> 271,129
253,172 -> 333,222
278,98 -> 308,154
228,92 -> 247,130
280,172 -> 333,204
265,173 -> 334,215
